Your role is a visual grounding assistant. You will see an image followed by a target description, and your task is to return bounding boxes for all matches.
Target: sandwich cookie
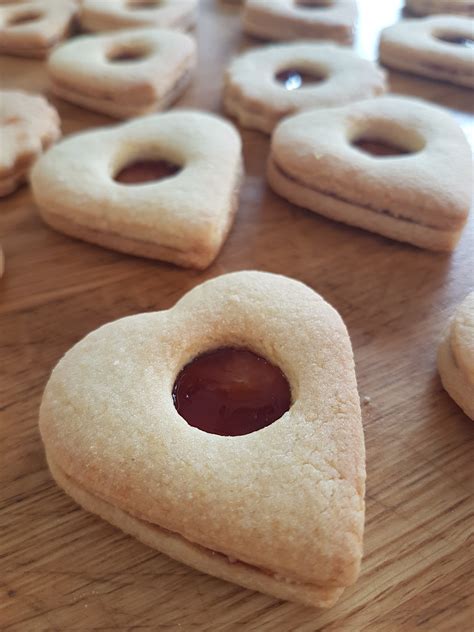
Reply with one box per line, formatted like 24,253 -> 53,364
405,0 -> 474,17
242,0 -> 357,45
267,96 -> 472,251
0,90 -> 61,197
31,111 -> 242,270
379,15 -> 474,89
48,28 -> 196,119
224,42 -> 386,134
438,292 -> 474,420
39,270 -> 365,607
0,0 -> 77,58
79,0 -> 197,33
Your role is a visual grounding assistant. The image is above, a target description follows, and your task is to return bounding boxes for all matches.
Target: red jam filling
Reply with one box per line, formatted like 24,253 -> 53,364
115,160 -> 180,185
437,35 -> 474,48
353,139 -> 410,157
173,347 -> 291,436
276,69 -> 325,90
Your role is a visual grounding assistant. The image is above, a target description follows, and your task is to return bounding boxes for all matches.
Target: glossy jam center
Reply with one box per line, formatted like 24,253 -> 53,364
115,160 -> 180,185
276,68 -> 325,90
437,34 -> 474,48
353,138 -> 410,157
173,347 -> 291,436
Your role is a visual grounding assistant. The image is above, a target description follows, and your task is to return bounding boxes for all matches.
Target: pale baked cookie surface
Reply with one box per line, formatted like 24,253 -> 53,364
48,28 -> 196,119
31,111 -> 243,270
268,96 -> 472,251
0,89 -> 61,197
224,42 -> 386,134
80,0 -> 197,33
406,0 -> 474,16
242,0 -> 357,45
379,15 -> 474,88
438,292 -> 474,420
0,0 -> 77,58
39,270 -> 365,607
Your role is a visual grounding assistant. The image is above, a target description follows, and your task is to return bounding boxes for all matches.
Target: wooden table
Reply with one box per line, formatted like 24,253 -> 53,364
1,1 -> 473,630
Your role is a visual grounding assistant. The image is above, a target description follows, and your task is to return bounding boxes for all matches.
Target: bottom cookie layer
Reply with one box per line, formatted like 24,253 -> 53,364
50,69 -> 194,120
47,456 -> 344,608
437,331 -> 474,420
267,159 -> 463,251
379,53 -> 474,89
39,162 -> 242,270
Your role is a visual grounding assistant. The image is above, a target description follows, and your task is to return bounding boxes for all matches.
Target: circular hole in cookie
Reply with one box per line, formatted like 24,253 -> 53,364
115,160 -> 181,185
173,347 -> 292,437
275,68 -> 326,90
352,137 -> 412,157
127,0 -> 161,9
107,44 -> 151,63
8,10 -> 43,26
294,0 -> 332,8
435,32 -> 474,48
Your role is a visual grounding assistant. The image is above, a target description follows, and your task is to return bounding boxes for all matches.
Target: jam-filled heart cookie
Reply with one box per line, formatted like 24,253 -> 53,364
48,28 -> 196,119
31,111 -> 242,269
79,0 -> 197,33
405,0 -> 474,16
242,0 -> 357,45
39,270 -> 365,607
379,15 -> 474,88
438,292 -> 474,420
268,96 -> 472,251
224,42 -> 386,134
0,90 -> 61,198
0,0 -> 77,58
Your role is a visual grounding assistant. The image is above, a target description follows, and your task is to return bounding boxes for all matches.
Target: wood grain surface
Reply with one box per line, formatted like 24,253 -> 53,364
1,1 -> 473,630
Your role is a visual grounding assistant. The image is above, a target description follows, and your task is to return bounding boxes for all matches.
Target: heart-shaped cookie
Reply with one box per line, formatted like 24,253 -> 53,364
48,28 -> 196,119
79,0 -> 197,33
39,270 -> 365,607
379,15 -> 474,88
242,0 -> 358,45
268,96 -> 472,251
0,0 -> 77,58
224,42 -> 386,134
31,111 -> 243,269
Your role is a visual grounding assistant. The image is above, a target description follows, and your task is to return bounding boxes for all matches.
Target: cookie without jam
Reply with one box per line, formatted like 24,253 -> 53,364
39,271 -> 365,607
